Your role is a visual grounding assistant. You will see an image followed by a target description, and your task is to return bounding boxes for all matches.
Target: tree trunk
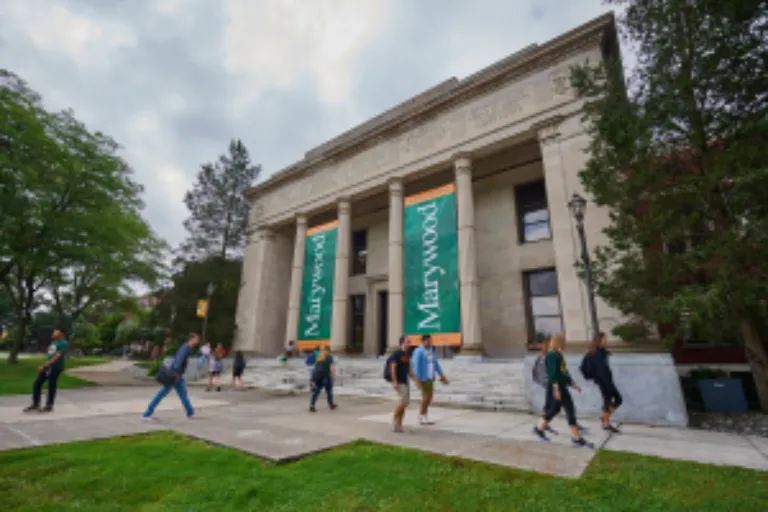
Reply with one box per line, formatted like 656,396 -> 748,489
740,318 -> 768,413
7,312 -> 27,365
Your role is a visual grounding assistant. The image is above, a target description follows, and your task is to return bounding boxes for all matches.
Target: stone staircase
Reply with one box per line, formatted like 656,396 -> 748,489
236,357 -> 532,413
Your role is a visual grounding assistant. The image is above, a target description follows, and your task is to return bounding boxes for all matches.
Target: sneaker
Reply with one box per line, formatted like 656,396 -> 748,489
393,423 -> 404,433
545,426 -> 559,436
330,404 -> 338,410
309,406 -> 317,413
216,387 -> 221,392
142,416 -> 156,422
572,437 -> 595,449
23,405 -> 40,413
577,424 -> 589,433
603,424 -> 621,434
419,415 -> 433,425
39,406 -> 53,413
532,427 -> 550,442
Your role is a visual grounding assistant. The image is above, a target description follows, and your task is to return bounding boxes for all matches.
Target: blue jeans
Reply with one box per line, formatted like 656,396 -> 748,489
310,378 -> 334,407
143,377 -> 194,418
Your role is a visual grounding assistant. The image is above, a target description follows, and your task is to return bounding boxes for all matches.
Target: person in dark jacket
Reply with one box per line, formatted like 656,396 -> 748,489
532,334 -> 593,448
142,333 -> 199,420
232,350 -> 246,390
591,332 -> 623,433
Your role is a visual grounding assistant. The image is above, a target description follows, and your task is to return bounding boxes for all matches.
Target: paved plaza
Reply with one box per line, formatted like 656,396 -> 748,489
1,378 -> 767,478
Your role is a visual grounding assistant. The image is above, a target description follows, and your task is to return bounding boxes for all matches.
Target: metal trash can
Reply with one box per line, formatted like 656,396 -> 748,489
697,378 -> 748,413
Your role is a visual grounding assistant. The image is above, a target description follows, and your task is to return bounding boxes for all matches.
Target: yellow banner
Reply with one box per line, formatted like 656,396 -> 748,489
196,299 -> 208,318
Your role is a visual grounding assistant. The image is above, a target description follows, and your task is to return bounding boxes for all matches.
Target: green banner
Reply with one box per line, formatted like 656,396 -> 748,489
297,223 -> 338,342
403,189 -> 461,338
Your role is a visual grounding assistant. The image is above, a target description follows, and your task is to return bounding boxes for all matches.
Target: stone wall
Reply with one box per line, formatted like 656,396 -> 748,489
523,353 -> 689,427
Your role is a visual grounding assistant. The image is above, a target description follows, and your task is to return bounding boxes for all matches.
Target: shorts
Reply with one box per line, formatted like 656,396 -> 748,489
395,384 -> 410,406
420,379 -> 434,394
209,371 -> 221,376
233,368 -> 244,378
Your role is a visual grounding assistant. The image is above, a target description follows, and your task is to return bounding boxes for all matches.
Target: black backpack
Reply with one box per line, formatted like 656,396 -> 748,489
383,359 -> 392,382
313,361 -> 328,383
580,353 -> 597,381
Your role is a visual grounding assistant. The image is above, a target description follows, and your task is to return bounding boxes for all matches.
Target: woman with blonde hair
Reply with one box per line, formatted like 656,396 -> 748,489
309,346 -> 338,412
533,334 -> 593,448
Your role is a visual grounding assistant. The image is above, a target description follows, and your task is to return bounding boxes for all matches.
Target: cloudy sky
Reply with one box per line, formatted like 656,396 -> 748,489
1,0 -> 620,248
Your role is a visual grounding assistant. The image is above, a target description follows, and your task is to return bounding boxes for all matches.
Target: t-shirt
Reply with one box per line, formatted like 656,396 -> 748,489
545,350 -> 573,388
426,350 -> 435,380
386,349 -> 411,385
200,345 -> 211,356
314,355 -> 334,380
47,339 -> 68,371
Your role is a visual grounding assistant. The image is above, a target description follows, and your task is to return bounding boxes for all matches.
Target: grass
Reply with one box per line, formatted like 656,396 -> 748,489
0,356 -> 109,396
0,433 -> 765,512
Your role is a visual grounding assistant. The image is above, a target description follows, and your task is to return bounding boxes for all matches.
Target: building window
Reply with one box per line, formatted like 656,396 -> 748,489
348,294 -> 365,352
515,180 -> 551,243
351,229 -> 367,275
524,269 -> 563,343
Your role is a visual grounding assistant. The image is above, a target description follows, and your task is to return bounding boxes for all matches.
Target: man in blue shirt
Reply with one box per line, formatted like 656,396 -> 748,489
410,334 -> 449,425
142,333 -> 200,420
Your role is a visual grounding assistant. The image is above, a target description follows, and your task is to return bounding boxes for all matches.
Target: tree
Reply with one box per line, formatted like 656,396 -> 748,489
571,1 -> 768,410
0,70 -> 166,364
179,140 -> 260,261
159,256 -> 241,350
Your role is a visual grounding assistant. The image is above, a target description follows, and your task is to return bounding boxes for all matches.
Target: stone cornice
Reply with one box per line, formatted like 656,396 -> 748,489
245,12 -> 617,200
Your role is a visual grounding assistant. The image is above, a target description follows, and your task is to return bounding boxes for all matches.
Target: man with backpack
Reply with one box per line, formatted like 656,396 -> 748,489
384,335 -> 417,432
305,345 -> 320,391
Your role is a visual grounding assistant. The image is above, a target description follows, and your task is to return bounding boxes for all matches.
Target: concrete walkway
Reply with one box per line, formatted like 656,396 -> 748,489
1,386 -> 766,478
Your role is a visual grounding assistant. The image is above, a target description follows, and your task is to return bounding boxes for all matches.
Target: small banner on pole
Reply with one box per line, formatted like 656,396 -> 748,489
196,299 -> 208,318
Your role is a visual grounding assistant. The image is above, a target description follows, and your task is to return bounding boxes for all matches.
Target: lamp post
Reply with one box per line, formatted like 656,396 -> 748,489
568,192 -> 601,340
201,282 -> 215,345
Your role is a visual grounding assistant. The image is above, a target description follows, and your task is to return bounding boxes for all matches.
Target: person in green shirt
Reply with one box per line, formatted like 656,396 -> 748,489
24,328 -> 69,413
532,334 -> 594,448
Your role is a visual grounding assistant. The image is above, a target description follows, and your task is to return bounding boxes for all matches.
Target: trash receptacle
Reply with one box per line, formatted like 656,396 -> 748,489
697,378 -> 748,413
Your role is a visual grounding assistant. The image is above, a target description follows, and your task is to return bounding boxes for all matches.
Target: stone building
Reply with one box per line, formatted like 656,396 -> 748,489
235,13 -> 630,358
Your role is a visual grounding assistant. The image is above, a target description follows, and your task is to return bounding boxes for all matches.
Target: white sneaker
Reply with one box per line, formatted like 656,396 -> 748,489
419,415 -> 433,425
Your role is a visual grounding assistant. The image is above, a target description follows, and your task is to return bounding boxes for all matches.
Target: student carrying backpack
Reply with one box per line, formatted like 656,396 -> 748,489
580,352 -> 597,381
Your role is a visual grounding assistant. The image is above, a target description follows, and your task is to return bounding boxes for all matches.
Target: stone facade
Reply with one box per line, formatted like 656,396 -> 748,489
236,13 -> 629,357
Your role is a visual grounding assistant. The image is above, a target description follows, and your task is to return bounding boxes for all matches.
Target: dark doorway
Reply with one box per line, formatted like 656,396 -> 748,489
348,295 -> 365,354
378,291 -> 388,356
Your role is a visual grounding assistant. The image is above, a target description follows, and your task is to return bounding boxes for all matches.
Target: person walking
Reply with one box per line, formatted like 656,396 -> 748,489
309,346 -> 337,413
588,332 -> 623,433
386,335 -> 418,432
410,334 -> 448,426
232,350 -> 246,390
532,334 -> 594,448
142,333 -> 199,420
207,343 -> 225,392
23,328 -> 69,413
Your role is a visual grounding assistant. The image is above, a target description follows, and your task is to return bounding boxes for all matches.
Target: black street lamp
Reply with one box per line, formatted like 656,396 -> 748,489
568,192 -> 601,340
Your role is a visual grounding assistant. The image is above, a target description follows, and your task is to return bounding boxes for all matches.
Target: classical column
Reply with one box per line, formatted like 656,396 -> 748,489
235,227 -> 274,354
387,178 -> 404,352
454,154 -> 483,354
537,117 -> 599,342
284,214 -> 308,346
330,199 -> 351,353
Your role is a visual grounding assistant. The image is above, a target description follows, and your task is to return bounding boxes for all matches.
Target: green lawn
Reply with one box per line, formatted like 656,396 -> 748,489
0,433 -> 764,512
0,356 -> 109,396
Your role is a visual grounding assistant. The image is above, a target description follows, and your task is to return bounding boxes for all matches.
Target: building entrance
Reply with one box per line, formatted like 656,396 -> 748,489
377,291 -> 388,356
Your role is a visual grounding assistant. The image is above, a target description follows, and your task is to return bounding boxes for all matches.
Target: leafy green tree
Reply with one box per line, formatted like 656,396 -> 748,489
179,139 -> 260,261
0,70 -> 166,364
161,256 -> 241,350
571,1 -> 768,410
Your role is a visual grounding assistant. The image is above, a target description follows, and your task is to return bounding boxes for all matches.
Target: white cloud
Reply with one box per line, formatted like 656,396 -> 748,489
223,0 -> 389,103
